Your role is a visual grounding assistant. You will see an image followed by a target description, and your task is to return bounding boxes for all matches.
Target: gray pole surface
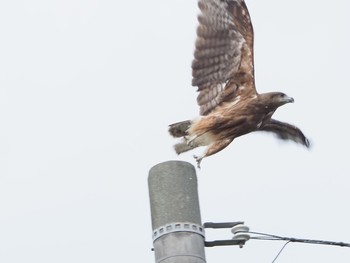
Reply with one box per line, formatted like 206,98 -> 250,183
148,161 -> 206,263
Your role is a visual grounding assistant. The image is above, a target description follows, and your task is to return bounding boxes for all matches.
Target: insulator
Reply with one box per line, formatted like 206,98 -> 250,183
231,224 -> 249,235
232,233 -> 250,242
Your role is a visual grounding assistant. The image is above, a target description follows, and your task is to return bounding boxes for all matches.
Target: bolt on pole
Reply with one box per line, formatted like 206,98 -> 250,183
148,161 -> 206,263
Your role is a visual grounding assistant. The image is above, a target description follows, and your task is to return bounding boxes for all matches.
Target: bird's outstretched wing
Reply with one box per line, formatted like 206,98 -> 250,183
192,0 -> 256,116
259,119 -> 311,148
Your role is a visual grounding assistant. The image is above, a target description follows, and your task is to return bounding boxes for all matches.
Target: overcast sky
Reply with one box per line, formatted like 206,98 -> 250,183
1,0 -> 350,262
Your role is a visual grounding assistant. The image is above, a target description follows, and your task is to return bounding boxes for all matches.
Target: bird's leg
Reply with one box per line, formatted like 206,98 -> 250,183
193,138 -> 233,169
186,132 -> 206,147
185,135 -> 200,147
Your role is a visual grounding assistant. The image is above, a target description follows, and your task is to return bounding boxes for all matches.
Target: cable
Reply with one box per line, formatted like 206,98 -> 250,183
248,231 -> 282,240
247,231 -> 350,247
246,230 -> 350,262
272,241 -> 291,263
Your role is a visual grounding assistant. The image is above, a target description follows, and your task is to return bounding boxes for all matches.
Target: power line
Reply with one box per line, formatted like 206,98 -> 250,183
248,231 -> 350,247
271,241 -> 291,263
246,230 -> 350,262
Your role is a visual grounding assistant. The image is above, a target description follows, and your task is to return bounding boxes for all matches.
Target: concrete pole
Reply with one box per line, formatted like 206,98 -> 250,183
148,161 -> 206,263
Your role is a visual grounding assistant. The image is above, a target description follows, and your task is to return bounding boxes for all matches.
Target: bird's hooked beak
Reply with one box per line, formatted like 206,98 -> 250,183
284,95 -> 294,104
287,96 -> 294,103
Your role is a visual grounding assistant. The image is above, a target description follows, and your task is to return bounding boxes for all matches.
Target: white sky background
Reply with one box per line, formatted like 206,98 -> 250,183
0,0 -> 350,262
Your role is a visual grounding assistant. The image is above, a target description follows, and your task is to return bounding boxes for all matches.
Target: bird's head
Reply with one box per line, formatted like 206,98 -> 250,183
262,92 -> 294,108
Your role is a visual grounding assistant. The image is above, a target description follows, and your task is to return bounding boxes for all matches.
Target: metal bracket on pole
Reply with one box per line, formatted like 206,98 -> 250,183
203,221 -> 248,248
204,222 -> 244,229
152,222 -> 205,242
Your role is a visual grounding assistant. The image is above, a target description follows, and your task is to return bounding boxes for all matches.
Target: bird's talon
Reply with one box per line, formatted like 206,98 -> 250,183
193,155 -> 202,169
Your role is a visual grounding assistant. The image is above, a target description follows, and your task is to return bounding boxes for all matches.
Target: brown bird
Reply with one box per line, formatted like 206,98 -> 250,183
169,0 -> 310,168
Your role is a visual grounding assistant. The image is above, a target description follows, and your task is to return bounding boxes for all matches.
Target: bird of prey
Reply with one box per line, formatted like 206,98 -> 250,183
169,0 -> 310,168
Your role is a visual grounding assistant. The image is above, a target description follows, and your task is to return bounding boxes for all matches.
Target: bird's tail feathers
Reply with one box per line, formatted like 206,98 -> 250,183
168,120 -> 192,138
174,140 -> 197,154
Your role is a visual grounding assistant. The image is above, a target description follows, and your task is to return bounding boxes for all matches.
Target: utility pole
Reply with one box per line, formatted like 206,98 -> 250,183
148,161 -> 206,263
